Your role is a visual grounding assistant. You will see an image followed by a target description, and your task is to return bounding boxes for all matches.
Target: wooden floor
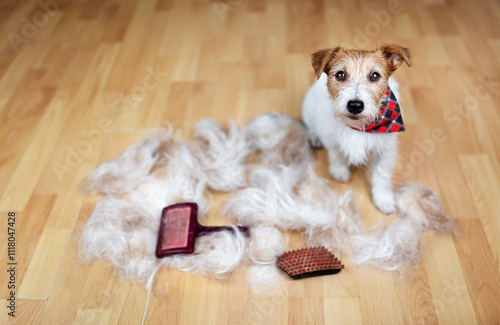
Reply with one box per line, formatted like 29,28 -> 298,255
1,0 -> 500,323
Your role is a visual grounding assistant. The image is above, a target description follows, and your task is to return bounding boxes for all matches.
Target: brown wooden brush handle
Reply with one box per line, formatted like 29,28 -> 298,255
196,224 -> 250,238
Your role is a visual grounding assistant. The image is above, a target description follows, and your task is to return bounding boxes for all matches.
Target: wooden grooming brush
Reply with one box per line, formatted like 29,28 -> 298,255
276,247 -> 344,280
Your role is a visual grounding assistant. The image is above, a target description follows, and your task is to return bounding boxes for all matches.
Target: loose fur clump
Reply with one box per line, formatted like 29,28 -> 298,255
87,131 -> 174,196
190,119 -> 250,192
248,226 -> 288,265
223,164 -> 363,257
395,182 -> 454,234
246,226 -> 288,293
79,198 -> 160,281
80,123 -> 252,287
246,113 -> 313,167
80,113 -> 453,291
247,264 -> 287,295
349,182 -> 454,273
165,228 -> 248,277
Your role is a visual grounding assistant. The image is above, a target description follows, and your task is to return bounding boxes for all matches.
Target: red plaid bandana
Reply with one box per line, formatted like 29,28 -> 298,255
353,86 -> 405,133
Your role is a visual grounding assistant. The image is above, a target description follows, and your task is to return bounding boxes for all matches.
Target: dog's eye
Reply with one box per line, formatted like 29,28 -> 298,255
369,72 -> 381,82
335,71 -> 346,81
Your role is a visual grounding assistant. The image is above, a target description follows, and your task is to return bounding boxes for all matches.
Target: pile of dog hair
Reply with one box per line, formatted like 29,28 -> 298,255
79,113 -> 453,291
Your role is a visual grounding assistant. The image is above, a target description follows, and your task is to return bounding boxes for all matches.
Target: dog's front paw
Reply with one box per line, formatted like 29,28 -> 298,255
308,133 -> 323,149
372,188 -> 395,214
329,164 -> 351,183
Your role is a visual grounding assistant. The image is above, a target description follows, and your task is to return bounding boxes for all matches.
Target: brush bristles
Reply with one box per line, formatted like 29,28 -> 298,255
277,247 -> 344,279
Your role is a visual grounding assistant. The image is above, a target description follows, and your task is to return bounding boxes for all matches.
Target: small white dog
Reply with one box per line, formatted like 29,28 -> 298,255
302,44 -> 411,214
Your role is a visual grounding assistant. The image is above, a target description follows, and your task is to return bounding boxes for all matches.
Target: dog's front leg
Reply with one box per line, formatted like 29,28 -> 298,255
327,146 -> 351,183
370,149 -> 397,214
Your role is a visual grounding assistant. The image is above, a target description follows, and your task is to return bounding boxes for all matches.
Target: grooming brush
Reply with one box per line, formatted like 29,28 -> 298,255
156,202 -> 249,258
276,247 -> 344,280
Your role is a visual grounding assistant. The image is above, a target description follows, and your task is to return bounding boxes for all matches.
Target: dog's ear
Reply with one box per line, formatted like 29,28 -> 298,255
311,47 -> 342,79
379,44 -> 411,72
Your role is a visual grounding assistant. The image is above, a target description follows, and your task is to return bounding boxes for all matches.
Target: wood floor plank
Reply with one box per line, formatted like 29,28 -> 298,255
357,270 -> 406,324
0,13 -> 77,197
410,87 -> 479,219
0,298 -> 46,325
284,54 -> 311,118
252,297 -> 288,325
422,233 -> 476,324
1,29 -> 128,212
323,298 -> 363,325
0,91 -> 73,211
253,297 -> 326,325
286,0 -> 326,54
17,229 -> 71,298
146,268 -> 252,325
40,131 -> 155,323
0,3 -> 64,110
0,194 -> 56,299
454,218 -> 500,324
40,201 -> 148,325
259,267 -> 359,301
459,154 -> 500,270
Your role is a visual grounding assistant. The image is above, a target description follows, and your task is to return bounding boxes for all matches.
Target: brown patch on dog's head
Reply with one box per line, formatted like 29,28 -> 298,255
311,47 -> 342,79
378,44 -> 412,72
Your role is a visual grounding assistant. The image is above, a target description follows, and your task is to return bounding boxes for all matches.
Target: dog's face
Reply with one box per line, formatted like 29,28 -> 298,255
311,44 -> 411,129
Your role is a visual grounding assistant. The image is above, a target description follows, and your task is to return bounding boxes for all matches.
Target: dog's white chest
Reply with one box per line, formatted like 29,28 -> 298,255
337,131 -> 372,165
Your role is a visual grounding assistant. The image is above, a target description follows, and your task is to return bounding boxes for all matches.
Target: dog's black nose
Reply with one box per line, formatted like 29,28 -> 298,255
347,100 -> 364,114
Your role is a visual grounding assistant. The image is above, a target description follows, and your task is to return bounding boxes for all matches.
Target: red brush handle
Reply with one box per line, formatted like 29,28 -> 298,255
196,224 -> 250,238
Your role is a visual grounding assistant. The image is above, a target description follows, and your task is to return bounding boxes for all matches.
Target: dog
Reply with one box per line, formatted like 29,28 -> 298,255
302,44 -> 411,214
